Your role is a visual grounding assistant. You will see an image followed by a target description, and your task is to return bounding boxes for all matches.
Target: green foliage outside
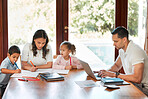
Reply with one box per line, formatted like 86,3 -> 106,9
8,0 -> 56,45
70,0 -> 142,37
128,0 -> 139,36
8,0 -> 144,45
70,0 -> 115,35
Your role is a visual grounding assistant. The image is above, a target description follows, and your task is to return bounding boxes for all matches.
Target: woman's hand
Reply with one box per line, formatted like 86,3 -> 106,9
30,67 -> 38,72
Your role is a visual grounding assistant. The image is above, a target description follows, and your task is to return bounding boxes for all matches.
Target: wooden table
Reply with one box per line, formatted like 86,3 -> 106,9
2,69 -> 147,99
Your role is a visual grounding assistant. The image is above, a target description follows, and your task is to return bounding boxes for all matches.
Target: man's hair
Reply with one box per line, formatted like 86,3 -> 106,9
111,26 -> 129,39
8,45 -> 20,55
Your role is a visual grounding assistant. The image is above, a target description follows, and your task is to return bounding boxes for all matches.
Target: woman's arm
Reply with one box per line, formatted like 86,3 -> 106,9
21,61 -> 37,72
22,61 -> 52,71
36,61 -> 53,69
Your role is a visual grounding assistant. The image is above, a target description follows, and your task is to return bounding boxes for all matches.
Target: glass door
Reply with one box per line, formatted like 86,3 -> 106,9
69,0 -> 115,69
128,0 -> 147,49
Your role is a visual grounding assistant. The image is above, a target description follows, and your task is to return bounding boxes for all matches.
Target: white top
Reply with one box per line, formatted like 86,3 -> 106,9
119,40 -> 148,87
21,43 -> 53,66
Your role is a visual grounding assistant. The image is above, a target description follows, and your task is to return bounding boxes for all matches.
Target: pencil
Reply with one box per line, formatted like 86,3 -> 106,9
14,61 -> 19,69
30,61 -> 36,67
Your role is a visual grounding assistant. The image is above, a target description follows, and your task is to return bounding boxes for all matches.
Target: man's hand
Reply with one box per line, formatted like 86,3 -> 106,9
98,70 -> 116,78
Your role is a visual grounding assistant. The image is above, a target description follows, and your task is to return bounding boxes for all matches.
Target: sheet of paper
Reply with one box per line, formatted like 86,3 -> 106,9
36,69 -> 69,74
11,69 -> 69,78
36,69 -> 53,73
11,70 -> 39,78
75,80 -> 99,88
52,69 -> 69,74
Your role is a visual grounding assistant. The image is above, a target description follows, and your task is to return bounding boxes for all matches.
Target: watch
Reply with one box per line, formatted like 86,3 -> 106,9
116,72 -> 120,78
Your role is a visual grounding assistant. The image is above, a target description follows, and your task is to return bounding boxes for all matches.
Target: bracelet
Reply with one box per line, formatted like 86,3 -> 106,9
116,72 -> 120,78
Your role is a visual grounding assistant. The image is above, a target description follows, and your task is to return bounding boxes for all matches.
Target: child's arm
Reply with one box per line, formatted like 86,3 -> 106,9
65,65 -> 72,70
1,68 -> 21,74
53,62 -> 66,70
21,61 -> 38,72
53,56 -> 66,70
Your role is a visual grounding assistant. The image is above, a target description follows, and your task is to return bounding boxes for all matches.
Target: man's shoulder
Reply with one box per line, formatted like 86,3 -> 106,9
129,41 -> 142,49
127,41 -> 144,54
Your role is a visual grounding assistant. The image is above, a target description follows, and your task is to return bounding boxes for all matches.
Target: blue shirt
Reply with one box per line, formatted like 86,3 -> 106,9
0,57 -> 17,87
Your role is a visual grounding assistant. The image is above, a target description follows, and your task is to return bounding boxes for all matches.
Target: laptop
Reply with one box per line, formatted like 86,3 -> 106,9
80,60 -> 101,80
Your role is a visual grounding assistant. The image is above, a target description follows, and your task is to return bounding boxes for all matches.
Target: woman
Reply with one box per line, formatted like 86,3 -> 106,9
21,29 -> 53,72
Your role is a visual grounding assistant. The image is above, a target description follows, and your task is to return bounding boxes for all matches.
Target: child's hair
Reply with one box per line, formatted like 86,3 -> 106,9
60,41 -> 76,55
8,45 -> 20,56
32,29 -> 49,59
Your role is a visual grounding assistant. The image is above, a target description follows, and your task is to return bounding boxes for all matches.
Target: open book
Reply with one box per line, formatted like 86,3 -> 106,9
40,73 -> 64,81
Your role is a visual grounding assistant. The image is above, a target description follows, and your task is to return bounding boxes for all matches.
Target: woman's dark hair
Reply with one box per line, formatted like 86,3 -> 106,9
32,29 -> 49,59
8,45 -> 20,56
111,26 -> 129,39
60,41 -> 76,55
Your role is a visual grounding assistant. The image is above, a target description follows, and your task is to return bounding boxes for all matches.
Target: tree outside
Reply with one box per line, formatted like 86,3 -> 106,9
8,0 -> 56,46
8,0 -> 144,45
8,0 -> 147,66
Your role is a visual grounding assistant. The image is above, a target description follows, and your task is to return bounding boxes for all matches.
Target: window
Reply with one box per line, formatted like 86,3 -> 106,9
8,0 -> 56,54
128,0 -> 147,49
69,0 -> 115,68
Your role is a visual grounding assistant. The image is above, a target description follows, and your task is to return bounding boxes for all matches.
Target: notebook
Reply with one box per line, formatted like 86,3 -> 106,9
80,60 -> 101,80
101,77 -> 130,85
101,78 -> 123,84
40,73 -> 64,81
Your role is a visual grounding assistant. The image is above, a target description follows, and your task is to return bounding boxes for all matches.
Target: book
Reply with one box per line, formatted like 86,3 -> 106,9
101,77 -> 124,85
40,73 -> 64,81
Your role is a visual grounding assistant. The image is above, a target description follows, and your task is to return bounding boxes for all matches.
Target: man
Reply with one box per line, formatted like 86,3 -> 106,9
97,26 -> 148,96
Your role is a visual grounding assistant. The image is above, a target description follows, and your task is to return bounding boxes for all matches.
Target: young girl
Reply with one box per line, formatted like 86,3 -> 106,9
53,41 -> 83,70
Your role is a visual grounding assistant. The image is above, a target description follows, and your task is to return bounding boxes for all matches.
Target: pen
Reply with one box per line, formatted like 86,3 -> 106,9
70,57 -> 72,65
22,76 -> 37,79
14,61 -> 19,69
26,79 -> 40,81
18,78 -> 28,82
30,61 -> 36,67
